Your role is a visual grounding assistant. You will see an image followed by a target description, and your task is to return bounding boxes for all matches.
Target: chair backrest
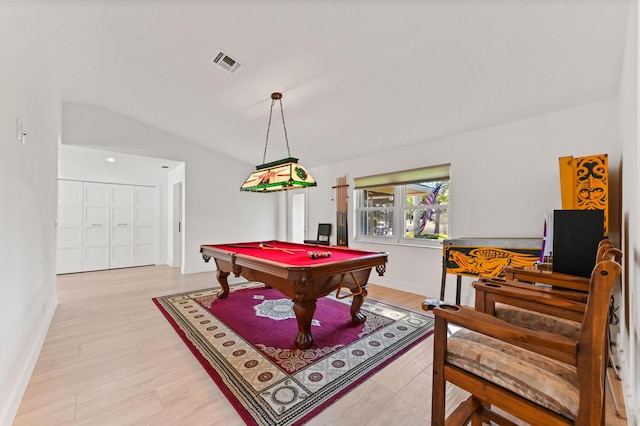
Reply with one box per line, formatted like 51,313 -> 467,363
499,238 -> 614,293
595,239 -> 614,261
317,223 -> 331,244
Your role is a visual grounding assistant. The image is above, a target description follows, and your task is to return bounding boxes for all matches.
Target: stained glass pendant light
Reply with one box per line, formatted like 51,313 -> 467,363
240,92 -> 317,192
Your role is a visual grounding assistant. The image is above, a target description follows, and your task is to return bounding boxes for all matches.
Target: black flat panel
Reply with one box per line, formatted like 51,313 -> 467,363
553,209 -> 604,278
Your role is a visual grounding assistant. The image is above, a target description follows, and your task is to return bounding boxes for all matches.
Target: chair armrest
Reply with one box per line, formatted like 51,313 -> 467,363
479,276 -> 588,303
434,305 -> 577,365
474,280 -> 586,322
501,266 -> 590,292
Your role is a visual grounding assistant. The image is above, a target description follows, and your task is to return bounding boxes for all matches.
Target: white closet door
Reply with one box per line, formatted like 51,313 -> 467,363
134,186 -> 157,266
83,182 -> 110,271
110,184 -> 135,268
56,180 -> 83,274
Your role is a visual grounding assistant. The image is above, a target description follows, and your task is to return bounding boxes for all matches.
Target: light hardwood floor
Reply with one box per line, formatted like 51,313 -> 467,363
14,265 -> 627,425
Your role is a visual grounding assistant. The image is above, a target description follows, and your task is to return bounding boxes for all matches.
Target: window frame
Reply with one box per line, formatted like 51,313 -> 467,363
356,190 -> 396,241
354,165 -> 450,248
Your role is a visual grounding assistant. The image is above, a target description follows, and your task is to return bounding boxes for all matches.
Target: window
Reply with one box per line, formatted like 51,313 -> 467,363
358,187 -> 395,238
355,165 -> 450,246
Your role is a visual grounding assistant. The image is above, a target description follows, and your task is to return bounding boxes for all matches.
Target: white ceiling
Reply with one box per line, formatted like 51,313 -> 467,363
40,0 -> 630,168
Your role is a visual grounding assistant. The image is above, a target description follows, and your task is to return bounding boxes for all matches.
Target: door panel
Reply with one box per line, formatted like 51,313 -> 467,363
56,180 -> 83,274
134,186 -> 157,266
110,184 -> 135,268
83,182 -> 110,271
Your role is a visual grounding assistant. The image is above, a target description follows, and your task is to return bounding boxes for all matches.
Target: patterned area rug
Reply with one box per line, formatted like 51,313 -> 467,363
153,282 -> 434,426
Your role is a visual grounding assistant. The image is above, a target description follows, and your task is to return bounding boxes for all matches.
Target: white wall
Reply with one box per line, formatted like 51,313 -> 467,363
58,145 -> 180,267
309,98 -> 620,303
61,103 -> 280,274
0,4 -> 60,424
618,0 -> 639,421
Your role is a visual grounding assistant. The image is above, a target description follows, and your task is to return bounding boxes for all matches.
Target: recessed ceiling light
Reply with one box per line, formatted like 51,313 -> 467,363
106,157 -> 115,162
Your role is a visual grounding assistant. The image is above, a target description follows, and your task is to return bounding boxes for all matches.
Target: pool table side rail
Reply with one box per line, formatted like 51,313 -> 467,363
200,244 -> 388,282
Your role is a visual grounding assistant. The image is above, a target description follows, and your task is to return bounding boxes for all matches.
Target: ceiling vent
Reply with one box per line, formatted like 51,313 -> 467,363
211,50 -> 242,74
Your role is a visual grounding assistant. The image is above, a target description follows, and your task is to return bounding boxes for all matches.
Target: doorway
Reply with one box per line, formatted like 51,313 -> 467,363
172,182 -> 183,268
291,192 -> 306,243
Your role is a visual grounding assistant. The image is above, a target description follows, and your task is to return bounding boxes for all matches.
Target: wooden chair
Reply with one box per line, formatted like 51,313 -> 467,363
473,241 -> 624,418
474,240 -> 618,336
431,248 -> 622,425
304,223 -> 332,246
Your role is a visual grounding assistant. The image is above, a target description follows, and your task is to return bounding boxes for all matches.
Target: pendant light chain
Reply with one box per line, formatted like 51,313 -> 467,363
262,93 -> 291,165
278,98 -> 292,158
262,98 -> 275,165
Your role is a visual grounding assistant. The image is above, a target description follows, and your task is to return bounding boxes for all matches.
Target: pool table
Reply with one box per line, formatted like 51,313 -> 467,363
200,241 -> 388,349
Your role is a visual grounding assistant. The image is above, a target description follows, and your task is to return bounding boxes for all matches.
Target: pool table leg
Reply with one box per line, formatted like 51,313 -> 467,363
350,285 -> 368,324
215,270 -> 230,299
292,299 -> 317,350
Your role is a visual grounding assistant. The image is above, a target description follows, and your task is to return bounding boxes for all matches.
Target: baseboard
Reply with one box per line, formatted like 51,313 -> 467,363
2,298 -> 57,426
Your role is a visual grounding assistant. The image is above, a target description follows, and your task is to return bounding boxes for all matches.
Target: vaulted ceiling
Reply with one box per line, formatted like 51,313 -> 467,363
40,0 -> 630,168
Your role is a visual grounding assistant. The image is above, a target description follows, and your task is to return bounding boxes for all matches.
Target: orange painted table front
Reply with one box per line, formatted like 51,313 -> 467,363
441,238 -> 543,304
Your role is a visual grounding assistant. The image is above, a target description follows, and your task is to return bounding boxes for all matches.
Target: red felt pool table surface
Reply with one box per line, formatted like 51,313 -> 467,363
201,240 -> 380,266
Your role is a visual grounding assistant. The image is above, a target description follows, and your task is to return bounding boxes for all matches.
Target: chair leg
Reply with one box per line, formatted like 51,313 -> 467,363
606,371 -> 622,418
432,316 -> 447,425
471,412 -> 483,426
608,328 -> 620,379
606,327 -> 622,418
445,396 -> 482,425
